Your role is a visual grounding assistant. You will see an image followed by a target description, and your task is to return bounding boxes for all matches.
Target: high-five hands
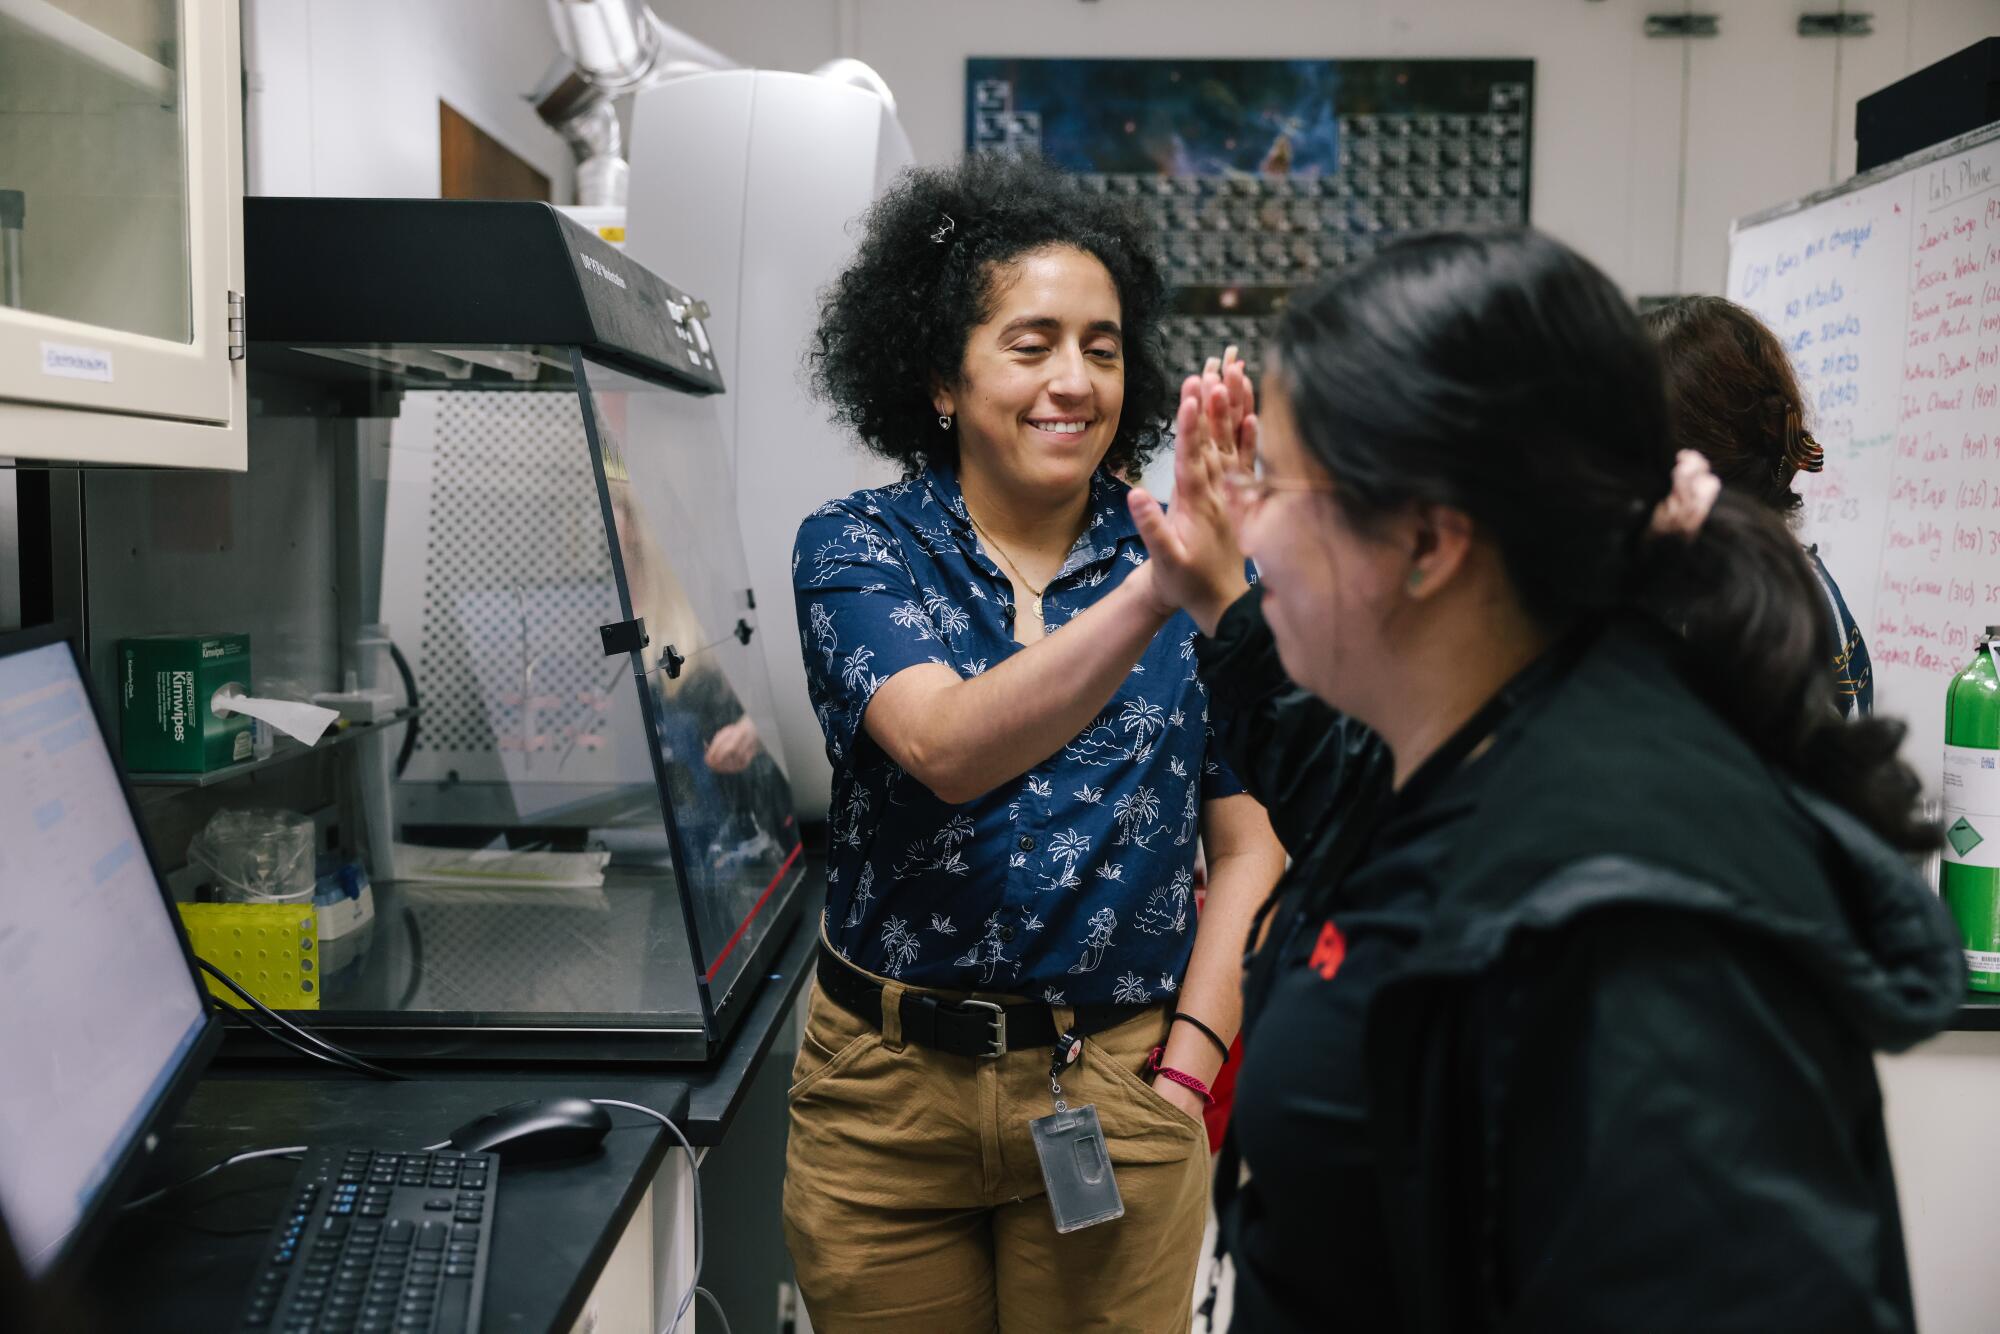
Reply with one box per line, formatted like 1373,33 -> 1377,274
1127,347 -> 1257,636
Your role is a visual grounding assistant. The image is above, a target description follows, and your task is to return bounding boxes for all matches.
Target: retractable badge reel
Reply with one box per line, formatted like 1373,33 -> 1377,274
1030,1031 -> 1125,1233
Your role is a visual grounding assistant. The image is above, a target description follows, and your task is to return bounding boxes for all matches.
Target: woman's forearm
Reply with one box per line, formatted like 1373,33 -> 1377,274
1159,844 -> 1282,1084
866,569 -> 1172,804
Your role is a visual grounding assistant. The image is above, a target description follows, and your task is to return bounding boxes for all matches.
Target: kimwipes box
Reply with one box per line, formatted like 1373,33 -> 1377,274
119,634 -> 254,773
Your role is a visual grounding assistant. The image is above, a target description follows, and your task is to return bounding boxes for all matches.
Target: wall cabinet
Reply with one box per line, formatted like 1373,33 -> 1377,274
0,0 -> 245,468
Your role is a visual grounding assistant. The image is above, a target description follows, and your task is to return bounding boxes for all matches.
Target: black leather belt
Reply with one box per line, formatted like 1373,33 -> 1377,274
815,943 -> 1151,1059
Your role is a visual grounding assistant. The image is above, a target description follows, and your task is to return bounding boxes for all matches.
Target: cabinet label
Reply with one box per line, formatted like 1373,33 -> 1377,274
41,342 -> 113,382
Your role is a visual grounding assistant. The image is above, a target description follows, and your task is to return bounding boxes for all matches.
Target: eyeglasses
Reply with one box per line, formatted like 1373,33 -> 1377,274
1222,458 -> 1338,509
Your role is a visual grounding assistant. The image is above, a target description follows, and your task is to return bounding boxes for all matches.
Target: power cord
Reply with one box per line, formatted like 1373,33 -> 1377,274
122,1145 -> 307,1212
198,959 -> 408,1081
696,1284 -> 733,1334
590,1099 -> 726,1334
219,1000 -> 376,1078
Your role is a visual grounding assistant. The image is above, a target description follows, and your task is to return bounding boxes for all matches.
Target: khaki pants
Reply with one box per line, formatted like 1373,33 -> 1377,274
782,971 -> 1211,1334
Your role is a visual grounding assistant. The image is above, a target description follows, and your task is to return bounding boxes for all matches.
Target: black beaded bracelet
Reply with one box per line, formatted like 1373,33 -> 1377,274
1170,1011 -> 1233,1064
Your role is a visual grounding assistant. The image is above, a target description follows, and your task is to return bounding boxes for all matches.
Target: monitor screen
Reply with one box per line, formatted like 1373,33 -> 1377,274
0,640 -> 209,1277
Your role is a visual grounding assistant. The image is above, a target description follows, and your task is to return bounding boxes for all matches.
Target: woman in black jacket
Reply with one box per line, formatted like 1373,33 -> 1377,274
1125,229 -> 1963,1332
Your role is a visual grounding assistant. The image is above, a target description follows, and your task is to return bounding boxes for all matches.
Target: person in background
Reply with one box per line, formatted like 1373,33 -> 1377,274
1131,229 -> 1961,1332
1643,295 -> 1872,715
783,153 -> 1285,1333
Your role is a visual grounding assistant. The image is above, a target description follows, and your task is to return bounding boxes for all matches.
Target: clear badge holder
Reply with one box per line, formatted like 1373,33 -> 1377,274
1029,1032 -> 1125,1233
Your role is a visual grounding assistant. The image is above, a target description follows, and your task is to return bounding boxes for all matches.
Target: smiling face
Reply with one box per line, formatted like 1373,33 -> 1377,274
937,245 -> 1125,498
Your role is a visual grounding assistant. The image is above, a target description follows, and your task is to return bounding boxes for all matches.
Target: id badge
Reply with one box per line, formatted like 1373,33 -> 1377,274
1029,1104 -> 1124,1233
1030,1032 -> 1123,1233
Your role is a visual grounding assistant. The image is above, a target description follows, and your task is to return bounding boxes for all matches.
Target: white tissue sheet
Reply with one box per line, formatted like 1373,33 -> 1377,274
212,691 -> 341,746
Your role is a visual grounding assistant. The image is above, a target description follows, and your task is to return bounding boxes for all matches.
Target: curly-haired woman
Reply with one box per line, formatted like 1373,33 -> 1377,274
783,153 -> 1285,1333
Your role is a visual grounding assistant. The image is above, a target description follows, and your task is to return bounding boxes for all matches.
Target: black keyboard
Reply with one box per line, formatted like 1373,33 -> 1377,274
233,1145 -> 497,1333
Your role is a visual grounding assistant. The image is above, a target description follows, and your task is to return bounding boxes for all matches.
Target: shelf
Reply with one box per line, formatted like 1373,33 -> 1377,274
1950,993 -> 2000,1032
127,707 -> 418,788
0,0 -> 175,97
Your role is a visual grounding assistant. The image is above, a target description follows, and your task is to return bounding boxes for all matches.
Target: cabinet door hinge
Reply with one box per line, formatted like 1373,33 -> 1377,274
227,290 -> 246,362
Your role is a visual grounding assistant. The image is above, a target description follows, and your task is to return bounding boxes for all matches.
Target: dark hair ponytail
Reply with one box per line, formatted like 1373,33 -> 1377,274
1630,491 -> 1931,848
1275,229 -> 1932,851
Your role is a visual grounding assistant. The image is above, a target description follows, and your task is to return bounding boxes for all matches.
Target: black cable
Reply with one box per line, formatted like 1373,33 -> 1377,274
122,1145 -> 307,1212
219,1003 -> 381,1080
198,959 -> 408,1080
387,637 -> 421,778
200,961 -> 382,1075
394,908 -> 424,1011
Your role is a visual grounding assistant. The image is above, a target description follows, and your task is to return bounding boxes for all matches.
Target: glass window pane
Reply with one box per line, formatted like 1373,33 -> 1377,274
333,373 -> 704,1037
0,0 -> 191,341
577,354 -> 806,1005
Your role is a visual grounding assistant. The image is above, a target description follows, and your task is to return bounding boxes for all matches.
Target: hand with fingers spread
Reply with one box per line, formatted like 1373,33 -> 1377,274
1127,349 -> 1258,636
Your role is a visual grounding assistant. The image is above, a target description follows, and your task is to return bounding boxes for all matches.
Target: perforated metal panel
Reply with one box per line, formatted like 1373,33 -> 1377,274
381,390 -> 652,797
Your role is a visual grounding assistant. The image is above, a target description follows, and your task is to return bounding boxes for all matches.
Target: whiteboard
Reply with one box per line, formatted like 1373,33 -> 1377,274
1728,122 -> 2000,793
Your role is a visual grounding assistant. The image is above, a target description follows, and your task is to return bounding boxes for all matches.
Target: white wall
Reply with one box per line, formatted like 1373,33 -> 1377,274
1880,1033 -> 2000,1334
653,0 -> 1995,298
242,0 -> 573,199
649,0 -> 842,80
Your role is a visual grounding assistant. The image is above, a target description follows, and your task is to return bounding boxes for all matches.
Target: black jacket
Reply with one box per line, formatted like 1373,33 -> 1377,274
1197,588 -> 1965,1334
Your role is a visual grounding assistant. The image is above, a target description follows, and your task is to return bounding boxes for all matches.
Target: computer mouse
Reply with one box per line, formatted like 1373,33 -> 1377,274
445,1096 -> 613,1165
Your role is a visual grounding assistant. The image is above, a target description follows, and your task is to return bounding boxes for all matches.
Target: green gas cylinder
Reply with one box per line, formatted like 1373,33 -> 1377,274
1941,626 -> 2000,992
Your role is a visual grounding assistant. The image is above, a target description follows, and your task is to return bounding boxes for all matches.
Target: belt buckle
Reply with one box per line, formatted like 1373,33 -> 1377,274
959,999 -> 1006,1059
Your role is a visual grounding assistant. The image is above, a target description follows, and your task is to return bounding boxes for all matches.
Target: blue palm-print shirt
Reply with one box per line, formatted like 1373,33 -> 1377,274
1807,547 -> 1873,717
793,463 -> 1246,1005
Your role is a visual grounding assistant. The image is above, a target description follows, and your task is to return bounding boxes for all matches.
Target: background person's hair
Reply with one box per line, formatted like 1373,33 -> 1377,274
1641,295 -> 1824,517
1273,229 -> 1929,852
809,153 -> 1174,478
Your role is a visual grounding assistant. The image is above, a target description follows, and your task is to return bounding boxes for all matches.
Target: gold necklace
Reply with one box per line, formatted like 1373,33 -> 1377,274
964,508 -> 1053,619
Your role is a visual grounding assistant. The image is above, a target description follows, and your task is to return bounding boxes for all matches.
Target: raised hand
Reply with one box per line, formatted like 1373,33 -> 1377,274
1126,349 -> 1257,636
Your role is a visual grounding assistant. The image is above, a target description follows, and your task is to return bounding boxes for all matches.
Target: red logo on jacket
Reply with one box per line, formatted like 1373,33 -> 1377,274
1307,922 -> 1346,981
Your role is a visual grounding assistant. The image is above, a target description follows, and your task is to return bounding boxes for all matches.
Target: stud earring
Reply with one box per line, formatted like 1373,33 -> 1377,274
939,414 -> 953,430
1407,569 -> 1425,592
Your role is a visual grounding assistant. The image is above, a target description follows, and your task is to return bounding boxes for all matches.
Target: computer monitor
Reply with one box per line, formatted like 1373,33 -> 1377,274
0,624 -> 222,1284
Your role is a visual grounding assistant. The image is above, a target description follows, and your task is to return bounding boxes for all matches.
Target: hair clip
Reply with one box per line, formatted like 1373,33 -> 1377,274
1783,407 -> 1826,474
930,213 -> 956,244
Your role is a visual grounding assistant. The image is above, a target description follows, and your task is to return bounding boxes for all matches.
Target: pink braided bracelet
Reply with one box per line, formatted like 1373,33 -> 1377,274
1146,1045 -> 1215,1107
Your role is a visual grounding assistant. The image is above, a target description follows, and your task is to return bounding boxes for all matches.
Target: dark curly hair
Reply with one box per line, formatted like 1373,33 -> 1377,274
1641,296 -> 1825,518
809,153 -> 1174,478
